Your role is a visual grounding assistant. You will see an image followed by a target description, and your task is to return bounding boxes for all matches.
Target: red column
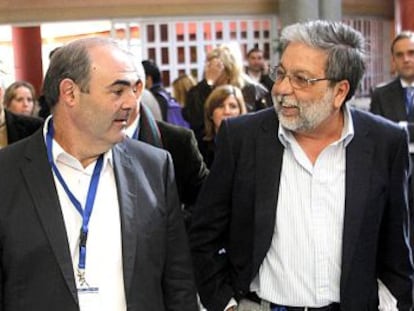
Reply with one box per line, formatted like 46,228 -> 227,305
11,26 -> 43,96
395,0 -> 414,33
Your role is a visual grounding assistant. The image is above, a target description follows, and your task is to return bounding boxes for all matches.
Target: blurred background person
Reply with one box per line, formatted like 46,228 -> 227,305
370,31 -> 414,137
199,84 -> 247,168
172,73 -> 196,107
4,80 -> 38,116
183,44 -> 271,145
142,59 -> 188,127
369,30 -> 414,243
142,59 -> 171,121
0,77 -> 43,148
125,62 -> 209,227
141,88 -> 163,121
245,47 -> 274,92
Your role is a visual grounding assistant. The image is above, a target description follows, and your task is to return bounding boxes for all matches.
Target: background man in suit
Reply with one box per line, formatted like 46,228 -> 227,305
370,31 -> 414,242
370,31 -> 414,138
245,47 -> 274,92
189,20 -> 413,311
0,37 -> 198,311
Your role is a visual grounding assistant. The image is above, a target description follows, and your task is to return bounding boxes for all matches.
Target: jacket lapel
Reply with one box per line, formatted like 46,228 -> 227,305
253,110 -> 284,274
112,142 -> 139,299
21,130 -> 78,304
340,110 -> 374,291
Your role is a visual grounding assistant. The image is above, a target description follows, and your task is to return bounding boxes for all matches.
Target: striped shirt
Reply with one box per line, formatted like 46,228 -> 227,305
250,105 -> 354,307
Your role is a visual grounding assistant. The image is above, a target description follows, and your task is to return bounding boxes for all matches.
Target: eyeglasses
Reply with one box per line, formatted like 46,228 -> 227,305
269,66 -> 335,89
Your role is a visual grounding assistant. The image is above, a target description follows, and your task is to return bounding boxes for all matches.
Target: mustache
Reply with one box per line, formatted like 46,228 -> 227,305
114,111 -> 131,122
274,95 -> 299,108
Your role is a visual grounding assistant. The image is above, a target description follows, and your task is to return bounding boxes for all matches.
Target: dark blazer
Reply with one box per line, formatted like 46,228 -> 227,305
136,107 -> 209,206
369,78 -> 414,140
370,78 -> 406,122
0,130 -> 198,311
155,121 -> 209,205
4,109 -> 43,144
189,107 -> 413,311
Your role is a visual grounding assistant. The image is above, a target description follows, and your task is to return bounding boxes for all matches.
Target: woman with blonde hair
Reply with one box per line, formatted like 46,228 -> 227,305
172,74 -> 196,107
200,84 -> 247,168
183,44 -> 270,145
4,80 -> 38,116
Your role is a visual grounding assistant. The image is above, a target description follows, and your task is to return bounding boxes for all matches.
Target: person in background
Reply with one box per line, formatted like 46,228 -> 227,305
4,80 -> 38,116
189,20 -> 413,311
369,31 -> 414,241
141,59 -> 170,121
172,73 -> 196,107
141,88 -> 163,121
199,84 -> 247,168
0,76 -> 43,148
370,31 -> 414,138
245,47 -> 274,92
0,37 -> 198,311
125,61 -> 209,226
183,44 -> 271,145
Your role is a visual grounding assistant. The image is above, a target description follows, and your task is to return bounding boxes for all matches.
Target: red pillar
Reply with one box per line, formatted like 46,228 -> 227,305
395,0 -> 414,33
11,26 -> 43,96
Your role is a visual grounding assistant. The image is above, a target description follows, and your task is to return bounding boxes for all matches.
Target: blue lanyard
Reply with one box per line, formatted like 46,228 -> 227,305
46,119 -> 104,273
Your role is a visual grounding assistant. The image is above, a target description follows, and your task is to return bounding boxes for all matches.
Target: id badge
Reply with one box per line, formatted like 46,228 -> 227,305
78,286 -> 100,309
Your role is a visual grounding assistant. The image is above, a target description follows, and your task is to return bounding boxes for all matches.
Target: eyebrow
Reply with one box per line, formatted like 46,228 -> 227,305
106,78 -> 141,89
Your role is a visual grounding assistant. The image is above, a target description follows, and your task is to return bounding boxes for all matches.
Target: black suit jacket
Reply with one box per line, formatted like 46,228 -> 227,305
370,78 -> 414,140
370,78 -> 406,121
156,121 -> 209,205
190,107 -> 413,311
4,109 -> 43,144
0,130 -> 198,311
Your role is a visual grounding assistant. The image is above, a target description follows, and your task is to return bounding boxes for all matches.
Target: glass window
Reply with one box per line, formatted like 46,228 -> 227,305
176,23 -> 184,41
148,48 -> 156,61
161,47 -> 169,64
190,46 -> 197,63
177,47 -> 185,63
160,24 -> 168,42
215,22 -> 223,40
189,22 -> 197,41
147,25 -> 155,42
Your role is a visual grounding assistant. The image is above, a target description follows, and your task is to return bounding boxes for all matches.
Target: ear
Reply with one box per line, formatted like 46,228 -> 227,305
333,79 -> 350,109
59,78 -> 78,107
136,80 -> 144,99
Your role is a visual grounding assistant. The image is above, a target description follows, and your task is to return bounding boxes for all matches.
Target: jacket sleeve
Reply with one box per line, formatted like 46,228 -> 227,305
189,121 -> 237,311
162,152 -> 200,311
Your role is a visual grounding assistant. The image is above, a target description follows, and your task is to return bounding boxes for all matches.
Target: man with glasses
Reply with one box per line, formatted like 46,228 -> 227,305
189,20 -> 413,311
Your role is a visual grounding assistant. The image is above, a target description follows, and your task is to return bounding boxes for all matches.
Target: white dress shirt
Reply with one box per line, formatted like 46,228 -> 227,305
43,119 -> 126,311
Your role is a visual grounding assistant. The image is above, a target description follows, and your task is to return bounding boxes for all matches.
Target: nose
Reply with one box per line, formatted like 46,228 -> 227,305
23,98 -> 32,107
122,89 -> 138,110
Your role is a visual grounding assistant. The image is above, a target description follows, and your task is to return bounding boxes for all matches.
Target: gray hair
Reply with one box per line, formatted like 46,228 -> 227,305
280,20 -> 366,101
43,37 -> 136,110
